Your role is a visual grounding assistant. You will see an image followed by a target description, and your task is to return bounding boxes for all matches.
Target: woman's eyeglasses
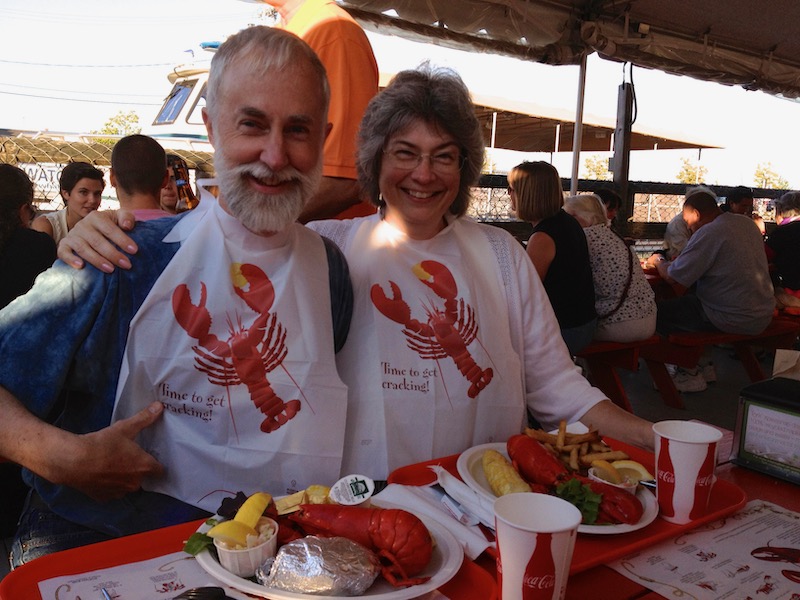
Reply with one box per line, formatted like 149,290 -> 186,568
383,148 -> 465,174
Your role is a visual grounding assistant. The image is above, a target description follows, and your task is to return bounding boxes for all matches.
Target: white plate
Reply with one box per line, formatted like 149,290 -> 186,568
194,508 -> 464,599
456,442 -> 658,534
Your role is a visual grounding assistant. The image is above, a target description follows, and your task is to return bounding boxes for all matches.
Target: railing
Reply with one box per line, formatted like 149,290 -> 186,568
471,174 -> 787,252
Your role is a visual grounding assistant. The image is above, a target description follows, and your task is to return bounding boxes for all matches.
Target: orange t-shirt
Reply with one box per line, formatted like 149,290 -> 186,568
284,0 -> 379,182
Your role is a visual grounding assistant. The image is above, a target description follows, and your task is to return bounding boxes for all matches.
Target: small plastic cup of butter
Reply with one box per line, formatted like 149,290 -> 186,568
214,516 -> 279,578
329,474 -> 376,506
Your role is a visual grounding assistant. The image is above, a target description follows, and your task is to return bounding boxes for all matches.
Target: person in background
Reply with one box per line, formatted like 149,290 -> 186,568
31,162 -> 104,244
159,155 -> 181,214
645,188 -> 774,392
595,186 -> 621,231
564,193 -> 656,343
0,164 -> 56,542
722,185 -> 765,237
0,26 -> 352,566
766,191 -> 800,312
0,164 -> 56,309
110,135 -> 172,221
647,185 -> 714,267
721,185 -> 754,216
160,154 -> 198,214
58,64 -> 655,483
509,161 -> 597,355
266,0 -> 379,222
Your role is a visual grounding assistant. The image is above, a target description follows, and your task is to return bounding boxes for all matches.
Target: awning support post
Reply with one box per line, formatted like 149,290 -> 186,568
570,53 -> 588,196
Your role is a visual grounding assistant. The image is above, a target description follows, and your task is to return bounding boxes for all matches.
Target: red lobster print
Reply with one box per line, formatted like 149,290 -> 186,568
752,546 -> 800,584
172,262 -> 300,433
370,260 -> 492,398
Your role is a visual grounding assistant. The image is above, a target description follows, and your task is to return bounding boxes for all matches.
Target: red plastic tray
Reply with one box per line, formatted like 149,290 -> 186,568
387,438 -> 747,575
0,510 -> 497,600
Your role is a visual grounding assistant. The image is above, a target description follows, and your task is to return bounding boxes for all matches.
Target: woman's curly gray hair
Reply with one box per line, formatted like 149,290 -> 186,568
357,64 -> 485,217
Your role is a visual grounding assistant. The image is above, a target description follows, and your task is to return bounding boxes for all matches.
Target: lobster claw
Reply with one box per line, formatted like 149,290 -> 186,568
231,263 -> 275,314
370,281 -> 412,325
574,475 -> 644,525
173,282 -> 212,340
413,260 -> 457,301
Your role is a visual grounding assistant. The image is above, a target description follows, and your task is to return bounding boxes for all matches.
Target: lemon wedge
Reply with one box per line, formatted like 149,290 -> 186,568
590,459 -> 623,484
206,519 -> 258,549
233,492 -> 272,530
611,460 -> 654,484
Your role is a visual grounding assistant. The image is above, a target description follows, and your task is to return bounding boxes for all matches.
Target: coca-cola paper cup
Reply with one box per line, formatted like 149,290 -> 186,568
494,493 -> 582,600
653,420 -> 722,525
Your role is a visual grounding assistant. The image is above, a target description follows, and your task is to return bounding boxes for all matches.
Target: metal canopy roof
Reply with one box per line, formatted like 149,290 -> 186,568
342,0 -> 800,99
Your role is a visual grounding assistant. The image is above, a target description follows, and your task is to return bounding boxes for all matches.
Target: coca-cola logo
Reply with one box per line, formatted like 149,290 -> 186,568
658,471 -> 675,483
696,474 -> 714,487
523,574 -> 556,589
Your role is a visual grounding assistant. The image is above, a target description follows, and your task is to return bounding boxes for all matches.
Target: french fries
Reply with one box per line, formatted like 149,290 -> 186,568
523,420 -> 629,473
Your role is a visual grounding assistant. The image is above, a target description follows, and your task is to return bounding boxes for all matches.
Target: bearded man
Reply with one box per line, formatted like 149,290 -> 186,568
0,26 -> 352,566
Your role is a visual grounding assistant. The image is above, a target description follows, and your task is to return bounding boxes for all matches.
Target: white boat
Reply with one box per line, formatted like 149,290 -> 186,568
142,42 -> 218,154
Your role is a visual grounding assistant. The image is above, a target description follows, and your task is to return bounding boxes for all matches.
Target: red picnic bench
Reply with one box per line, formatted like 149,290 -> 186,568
576,334 -> 661,413
639,317 -> 800,409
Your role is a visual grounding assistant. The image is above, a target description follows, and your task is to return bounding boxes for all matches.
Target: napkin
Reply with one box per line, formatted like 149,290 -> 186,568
429,465 -> 496,529
375,483 -> 494,559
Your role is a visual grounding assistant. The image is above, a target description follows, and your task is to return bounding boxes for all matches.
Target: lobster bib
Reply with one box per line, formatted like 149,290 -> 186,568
114,196 -> 348,512
337,215 -> 526,478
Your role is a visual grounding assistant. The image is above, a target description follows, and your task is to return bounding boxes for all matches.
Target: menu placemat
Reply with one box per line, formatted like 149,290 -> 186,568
37,551 -> 238,599
609,500 -> 800,599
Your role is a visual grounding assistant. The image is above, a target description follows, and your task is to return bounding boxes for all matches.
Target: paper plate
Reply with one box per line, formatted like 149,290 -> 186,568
194,510 -> 463,599
456,442 -> 658,534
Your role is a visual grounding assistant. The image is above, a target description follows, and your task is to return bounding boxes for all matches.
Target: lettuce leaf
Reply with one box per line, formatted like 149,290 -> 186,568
554,478 -> 602,524
182,517 -> 219,556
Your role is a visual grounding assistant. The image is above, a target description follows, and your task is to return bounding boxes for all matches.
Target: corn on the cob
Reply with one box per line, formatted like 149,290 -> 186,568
482,449 -> 531,496
304,484 -> 331,505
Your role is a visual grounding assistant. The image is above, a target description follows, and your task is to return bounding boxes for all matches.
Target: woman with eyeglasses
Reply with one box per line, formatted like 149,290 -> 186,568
304,66 -> 653,476
53,65 -> 655,479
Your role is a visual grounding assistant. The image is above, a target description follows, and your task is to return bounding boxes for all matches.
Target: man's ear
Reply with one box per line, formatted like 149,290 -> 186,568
109,169 -> 118,188
160,171 -> 170,190
324,121 -> 333,141
202,108 -> 215,146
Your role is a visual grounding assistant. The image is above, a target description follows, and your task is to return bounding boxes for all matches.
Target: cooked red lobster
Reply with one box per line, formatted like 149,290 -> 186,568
290,504 -> 433,587
507,434 -> 644,525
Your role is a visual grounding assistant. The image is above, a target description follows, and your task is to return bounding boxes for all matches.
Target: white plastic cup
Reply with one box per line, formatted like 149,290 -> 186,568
493,493 -> 582,600
214,517 -> 279,578
653,420 -> 722,525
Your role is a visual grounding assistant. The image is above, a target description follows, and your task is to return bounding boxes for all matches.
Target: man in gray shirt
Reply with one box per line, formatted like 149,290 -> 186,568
648,187 -> 774,391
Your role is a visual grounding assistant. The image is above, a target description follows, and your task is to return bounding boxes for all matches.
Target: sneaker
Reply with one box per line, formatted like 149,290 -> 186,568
672,367 -> 708,393
700,361 -> 717,383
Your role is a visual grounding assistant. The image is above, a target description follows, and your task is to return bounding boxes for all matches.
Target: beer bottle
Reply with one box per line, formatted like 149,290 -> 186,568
168,155 -> 198,212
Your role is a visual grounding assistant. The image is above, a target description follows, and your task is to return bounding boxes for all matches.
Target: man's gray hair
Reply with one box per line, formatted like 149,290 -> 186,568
205,26 -> 330,118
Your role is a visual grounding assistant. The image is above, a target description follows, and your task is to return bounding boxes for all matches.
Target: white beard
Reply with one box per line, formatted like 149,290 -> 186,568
214,149 -> 321,233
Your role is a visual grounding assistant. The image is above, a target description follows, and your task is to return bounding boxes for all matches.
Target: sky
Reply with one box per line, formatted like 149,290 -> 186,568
1,0 -> 799,189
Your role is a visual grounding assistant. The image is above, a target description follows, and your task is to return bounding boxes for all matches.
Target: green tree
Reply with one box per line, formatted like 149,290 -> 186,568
582,154 -> 612,180
753,162 -> 789,189
676,157 -> 707,184
91,111 -> 141,144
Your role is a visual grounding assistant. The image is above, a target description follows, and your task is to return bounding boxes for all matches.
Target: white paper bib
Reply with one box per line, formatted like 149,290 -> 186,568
114,194 -> 347,510
337,215 -> 526,478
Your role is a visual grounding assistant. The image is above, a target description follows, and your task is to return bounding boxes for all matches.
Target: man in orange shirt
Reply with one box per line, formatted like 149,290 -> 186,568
267,0 -> 379,222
